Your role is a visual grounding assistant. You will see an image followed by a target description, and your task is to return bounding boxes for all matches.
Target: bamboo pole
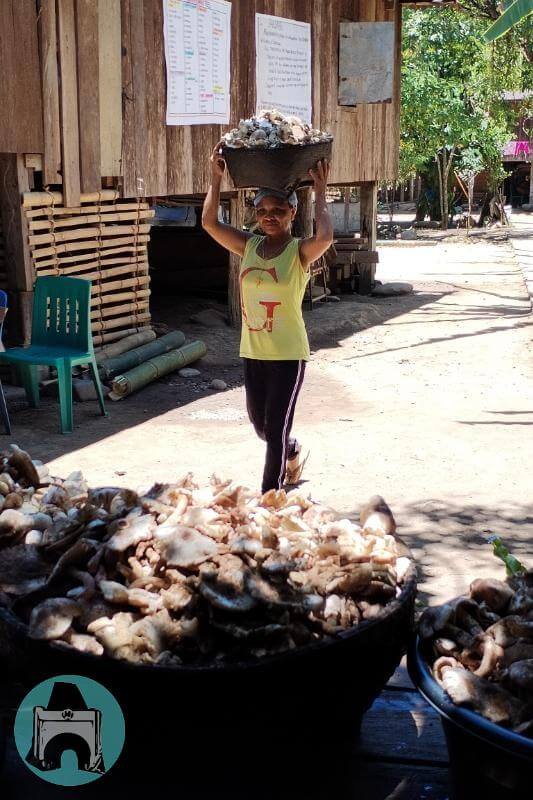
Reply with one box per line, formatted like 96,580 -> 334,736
34,248 -> 147,270
110,342 -> 207,400
91,275 -> 150,294
37,261 -> 148,281
28,210 -> 154,230
94,328 -> 156,361
90,300 -> 150,321
93,327 -> 148,346
30,234 -> 150,260
29,223 -> 151,246
22,189 -> 120,207
99,330 -> 186,380
91,288 -> 150,307
25,201 -> 150,218
91,312 -> 151,332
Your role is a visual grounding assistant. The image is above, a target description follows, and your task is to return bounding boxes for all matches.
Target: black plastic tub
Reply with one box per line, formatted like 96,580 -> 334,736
0,544 -> 415,765
222,140 -> 333,192
408,634 -> 533,799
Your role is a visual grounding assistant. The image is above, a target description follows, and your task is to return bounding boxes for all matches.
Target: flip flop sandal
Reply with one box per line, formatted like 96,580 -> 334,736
284,448 -> 309,485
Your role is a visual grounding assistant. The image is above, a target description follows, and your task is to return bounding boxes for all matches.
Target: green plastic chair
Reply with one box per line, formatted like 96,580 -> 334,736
0,276 -> 107,434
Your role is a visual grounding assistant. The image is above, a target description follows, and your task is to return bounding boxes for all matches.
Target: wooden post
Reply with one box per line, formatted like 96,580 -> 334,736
399,183 -> 405,202
359,181 -> 377,295
228,191 -> 246,328
409,177 -> 415,202
293,187 -> 313,239
343,187 -> 350,232
57,0 -> 81,207
0,154 -> 34,344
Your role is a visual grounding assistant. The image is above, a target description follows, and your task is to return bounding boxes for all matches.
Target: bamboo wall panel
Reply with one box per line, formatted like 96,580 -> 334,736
23,191 -> 154,346
0,0 -> 43,153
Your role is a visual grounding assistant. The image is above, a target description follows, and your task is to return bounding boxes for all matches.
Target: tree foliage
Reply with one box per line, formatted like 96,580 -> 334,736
484,1 -> 533,45
457,0 -> 533,62
400,7 -> 531,226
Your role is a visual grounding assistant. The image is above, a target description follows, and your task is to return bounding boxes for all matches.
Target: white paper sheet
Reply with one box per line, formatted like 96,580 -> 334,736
255,13 -> 312,124
163,0 -> 231,126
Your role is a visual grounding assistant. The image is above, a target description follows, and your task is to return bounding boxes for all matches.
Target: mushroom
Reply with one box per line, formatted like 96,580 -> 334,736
486,615 -> 533,647
440,667 -> 523,726
106,512 -> 156,552
8,445 -> 41,487
470,578 -> 514,613
419,603 -> 454,640
503,643 -> 533,667
472,634 -> 505,678
155,525 -> 218,568
0,544 -> 51,595
508,659 -> 533,692
66,568 -> 95,601
434,637 -> 459,657
433,655 -> 463,684
28,598 -> 81,640
56,630 -> 104,657
360,495 -> 396,536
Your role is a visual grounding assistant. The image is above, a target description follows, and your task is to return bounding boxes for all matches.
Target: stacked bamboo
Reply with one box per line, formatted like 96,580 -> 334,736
22,190 -> 154,346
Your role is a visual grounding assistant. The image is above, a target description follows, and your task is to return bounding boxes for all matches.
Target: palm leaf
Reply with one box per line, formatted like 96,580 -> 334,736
483,0 -> 533,42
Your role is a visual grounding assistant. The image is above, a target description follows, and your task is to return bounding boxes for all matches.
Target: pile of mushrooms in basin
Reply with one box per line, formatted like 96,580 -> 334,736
0,446 -> 412,666
419,540 -> 533,738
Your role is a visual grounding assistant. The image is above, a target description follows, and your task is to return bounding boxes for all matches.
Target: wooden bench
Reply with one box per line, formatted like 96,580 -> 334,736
328,237 -> 379,295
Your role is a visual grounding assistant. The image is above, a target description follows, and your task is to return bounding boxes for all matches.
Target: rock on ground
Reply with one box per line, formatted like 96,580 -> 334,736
372,282 -> 414,297
179,368 -> 201,378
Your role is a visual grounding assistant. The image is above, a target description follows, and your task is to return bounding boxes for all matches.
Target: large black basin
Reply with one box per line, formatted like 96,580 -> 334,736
0,541 -> 415,773
408,634 -> 533,799
222,140 -> 333,192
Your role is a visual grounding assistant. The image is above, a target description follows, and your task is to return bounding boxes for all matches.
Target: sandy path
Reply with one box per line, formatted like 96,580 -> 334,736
24,226 -> 532,604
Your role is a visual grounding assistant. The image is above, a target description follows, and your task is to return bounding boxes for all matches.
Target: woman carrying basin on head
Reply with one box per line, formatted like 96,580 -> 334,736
202,147 -> 333,494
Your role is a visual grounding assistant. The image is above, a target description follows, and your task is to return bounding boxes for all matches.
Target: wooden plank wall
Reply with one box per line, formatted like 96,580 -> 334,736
98,0 -> 122,177
0,0 -> 43,154
119,0 -> 401,196
13,0 -> 401,196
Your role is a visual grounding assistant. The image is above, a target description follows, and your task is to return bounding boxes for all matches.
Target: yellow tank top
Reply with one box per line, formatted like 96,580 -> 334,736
239,235 -> 310,361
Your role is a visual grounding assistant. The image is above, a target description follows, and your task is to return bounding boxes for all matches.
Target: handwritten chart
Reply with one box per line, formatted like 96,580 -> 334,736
163,0 -> 231,125
255,13 -> 312,124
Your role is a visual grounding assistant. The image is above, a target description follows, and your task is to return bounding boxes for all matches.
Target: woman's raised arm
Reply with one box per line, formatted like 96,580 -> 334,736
299,159 -> 334,269
201,143 -> 252,257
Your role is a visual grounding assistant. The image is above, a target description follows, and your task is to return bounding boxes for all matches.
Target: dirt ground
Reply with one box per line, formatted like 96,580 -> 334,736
5,218 -> 533,606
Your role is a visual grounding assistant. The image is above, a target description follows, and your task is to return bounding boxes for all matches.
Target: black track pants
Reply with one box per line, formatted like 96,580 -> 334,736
243,358 -> 306,494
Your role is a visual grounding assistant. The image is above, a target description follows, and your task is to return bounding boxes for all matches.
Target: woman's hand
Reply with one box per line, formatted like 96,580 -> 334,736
211,141 -> 226,179
309,159 -> 330,193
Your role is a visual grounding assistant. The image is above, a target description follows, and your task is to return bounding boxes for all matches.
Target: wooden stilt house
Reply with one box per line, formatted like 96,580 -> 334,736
0,0 -> 440,344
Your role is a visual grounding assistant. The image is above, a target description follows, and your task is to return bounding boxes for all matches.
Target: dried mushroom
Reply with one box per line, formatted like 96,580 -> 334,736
419,551 -> 533,738
0,446 -> 411,667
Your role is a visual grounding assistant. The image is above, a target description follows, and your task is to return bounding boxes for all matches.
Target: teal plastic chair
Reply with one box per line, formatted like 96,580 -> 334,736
0,276 -> 107,434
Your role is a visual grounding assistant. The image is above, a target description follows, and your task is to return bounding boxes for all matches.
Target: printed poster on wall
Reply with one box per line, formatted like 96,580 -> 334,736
255,13 -> 312,124
163,0 -> 232,126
